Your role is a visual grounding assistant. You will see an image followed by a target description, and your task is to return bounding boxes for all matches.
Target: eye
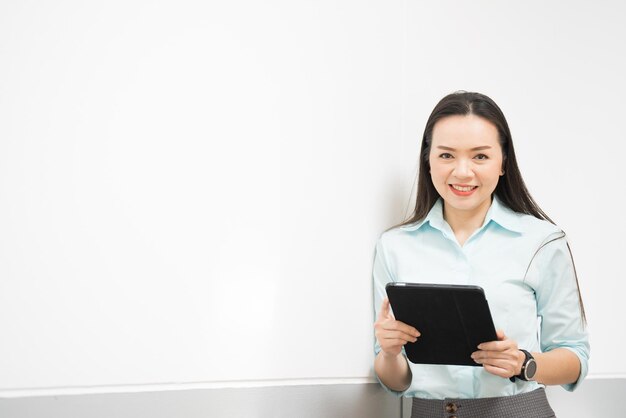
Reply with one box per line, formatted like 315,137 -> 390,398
474,154 -> 488,160
439,153 -> 453,159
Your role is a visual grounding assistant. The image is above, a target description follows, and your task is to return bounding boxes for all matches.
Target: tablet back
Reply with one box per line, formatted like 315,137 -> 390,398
385,283 -> 498,366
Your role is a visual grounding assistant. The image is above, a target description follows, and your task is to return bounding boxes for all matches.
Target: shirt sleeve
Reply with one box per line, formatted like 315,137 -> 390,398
526,233 -> 590,391
372,236 -> 411,397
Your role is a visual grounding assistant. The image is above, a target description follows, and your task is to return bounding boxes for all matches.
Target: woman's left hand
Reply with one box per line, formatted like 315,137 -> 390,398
471,330 -> 524,379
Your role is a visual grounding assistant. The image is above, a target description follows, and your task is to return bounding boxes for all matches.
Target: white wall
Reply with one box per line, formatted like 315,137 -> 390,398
0,0 -> 406,393
1,0 -> 624,400
400,0 -> 626,379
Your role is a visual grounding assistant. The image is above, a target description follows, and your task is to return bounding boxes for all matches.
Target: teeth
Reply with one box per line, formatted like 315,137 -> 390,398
451,185 -> 476,192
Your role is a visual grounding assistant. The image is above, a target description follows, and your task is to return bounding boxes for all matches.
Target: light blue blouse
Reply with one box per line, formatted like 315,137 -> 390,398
372,196 -> 590,399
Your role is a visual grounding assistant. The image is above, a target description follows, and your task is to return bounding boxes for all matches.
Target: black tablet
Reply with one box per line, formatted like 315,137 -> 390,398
385,282 -> 498,367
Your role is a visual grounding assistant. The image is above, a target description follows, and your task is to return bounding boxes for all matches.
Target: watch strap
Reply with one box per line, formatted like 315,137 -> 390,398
509,349 -> 533,382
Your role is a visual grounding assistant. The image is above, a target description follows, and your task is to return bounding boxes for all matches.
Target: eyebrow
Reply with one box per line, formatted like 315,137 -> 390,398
436,145 -> 493,151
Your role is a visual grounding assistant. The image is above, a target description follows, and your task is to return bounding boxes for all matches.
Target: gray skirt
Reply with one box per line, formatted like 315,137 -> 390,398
411,388 -> 555,418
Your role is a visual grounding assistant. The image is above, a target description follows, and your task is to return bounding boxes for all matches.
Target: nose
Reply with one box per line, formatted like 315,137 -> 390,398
453,159 -> 474,179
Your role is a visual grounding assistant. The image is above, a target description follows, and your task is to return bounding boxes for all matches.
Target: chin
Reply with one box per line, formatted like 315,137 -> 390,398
444,196 -> 487,212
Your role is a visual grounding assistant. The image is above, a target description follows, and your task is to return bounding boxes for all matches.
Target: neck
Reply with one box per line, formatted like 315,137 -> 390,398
443,198 -> 493,240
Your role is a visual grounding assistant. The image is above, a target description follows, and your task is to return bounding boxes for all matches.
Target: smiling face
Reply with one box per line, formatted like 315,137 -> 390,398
429,114 -> 504,220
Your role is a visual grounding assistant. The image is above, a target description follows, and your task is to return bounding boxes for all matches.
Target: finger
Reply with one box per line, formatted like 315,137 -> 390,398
476,355 -> 520,372
376,326 -> 411,344
482,364 -> 511,379
382,320 -> 420,337
380,330 -> 418,343
472,351 -> 514,362
381,338 -> 411,349
477,340 -> 514,352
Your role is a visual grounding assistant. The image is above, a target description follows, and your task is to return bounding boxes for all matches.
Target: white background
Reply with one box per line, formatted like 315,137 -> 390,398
1,0 -> 624,395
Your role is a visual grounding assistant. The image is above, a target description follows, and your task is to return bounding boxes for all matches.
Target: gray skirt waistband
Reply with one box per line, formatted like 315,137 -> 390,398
411,388 -> 555,418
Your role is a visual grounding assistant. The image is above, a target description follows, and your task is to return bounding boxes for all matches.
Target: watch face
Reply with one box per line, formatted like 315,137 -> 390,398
525,359 -> 537,380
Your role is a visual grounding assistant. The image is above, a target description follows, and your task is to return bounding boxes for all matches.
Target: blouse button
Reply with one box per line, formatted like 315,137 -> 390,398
445,402 -> 458,413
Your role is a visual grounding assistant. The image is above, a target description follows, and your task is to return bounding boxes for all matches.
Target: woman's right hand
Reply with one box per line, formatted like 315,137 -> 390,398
374,298 -> 420,357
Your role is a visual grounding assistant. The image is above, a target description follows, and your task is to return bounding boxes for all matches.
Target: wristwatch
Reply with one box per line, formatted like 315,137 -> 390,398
509,349 -> 537,382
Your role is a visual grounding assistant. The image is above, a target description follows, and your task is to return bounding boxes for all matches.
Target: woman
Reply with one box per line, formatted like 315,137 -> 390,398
372,91 -> 589,417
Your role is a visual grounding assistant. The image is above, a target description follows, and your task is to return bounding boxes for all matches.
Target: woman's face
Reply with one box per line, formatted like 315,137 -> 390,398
429,114 -> 504,218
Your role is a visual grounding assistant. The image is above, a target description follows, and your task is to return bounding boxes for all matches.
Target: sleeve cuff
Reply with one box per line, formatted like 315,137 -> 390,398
374,371 -> 410,397
373,347 -> 411,397
559,346 -> 589,392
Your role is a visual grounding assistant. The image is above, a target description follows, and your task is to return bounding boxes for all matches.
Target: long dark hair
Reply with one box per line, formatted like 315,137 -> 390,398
396,91 -> 586,324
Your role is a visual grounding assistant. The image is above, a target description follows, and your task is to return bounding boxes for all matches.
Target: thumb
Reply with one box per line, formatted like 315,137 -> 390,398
496,329 -> 507,341
379,298 -> 392,320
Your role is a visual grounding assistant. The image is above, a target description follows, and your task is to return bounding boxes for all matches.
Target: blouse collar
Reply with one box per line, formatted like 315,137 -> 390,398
398,195 -> 523,234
